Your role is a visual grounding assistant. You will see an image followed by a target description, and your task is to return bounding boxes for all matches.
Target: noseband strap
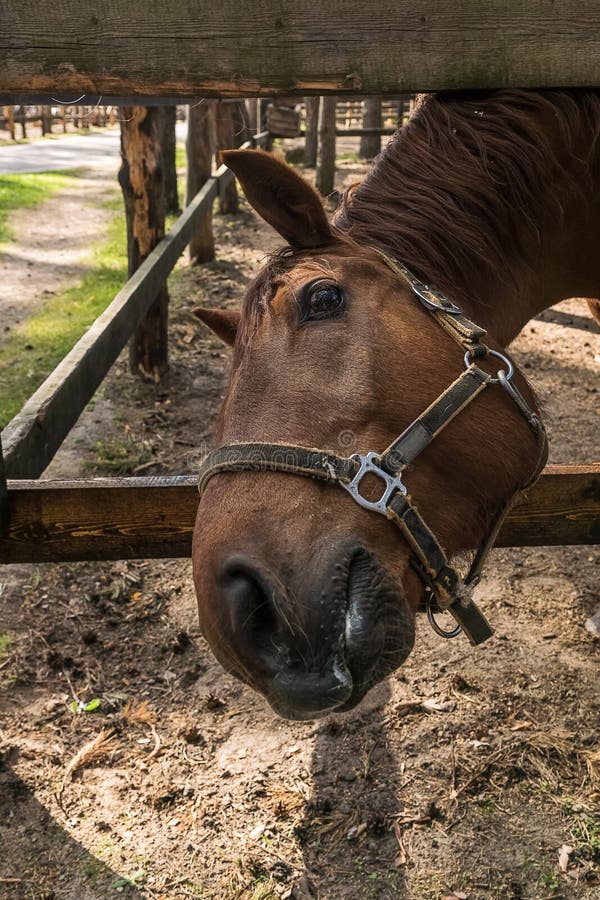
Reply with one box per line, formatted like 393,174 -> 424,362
197,250 -> 548,647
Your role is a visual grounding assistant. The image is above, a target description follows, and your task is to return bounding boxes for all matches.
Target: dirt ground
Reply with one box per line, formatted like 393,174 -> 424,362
0,150 -> 599,900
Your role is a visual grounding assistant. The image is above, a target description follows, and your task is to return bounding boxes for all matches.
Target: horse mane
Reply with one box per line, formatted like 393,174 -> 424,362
335,90 -> 600,305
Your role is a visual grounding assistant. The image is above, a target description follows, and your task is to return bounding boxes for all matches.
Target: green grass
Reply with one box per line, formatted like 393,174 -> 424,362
175,142 -> 187,171
0,192 -> 127,428
0,170 -> 78,244
0,633 -> 11,659
570,815 -> 600,862
84,432 -> 152,476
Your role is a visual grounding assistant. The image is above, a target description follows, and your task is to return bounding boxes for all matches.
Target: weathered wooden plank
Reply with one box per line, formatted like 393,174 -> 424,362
3,2 -> 600,98
497,464 -> 600,549
0,178 -> 219,480
0,435 -> 8,537
0,465 -> 597,564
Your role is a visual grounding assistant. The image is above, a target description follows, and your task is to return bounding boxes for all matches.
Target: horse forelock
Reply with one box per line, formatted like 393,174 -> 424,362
336,89 -> 600,305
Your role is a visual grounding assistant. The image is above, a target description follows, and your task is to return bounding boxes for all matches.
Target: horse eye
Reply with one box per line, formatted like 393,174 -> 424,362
304,283 -> 345,321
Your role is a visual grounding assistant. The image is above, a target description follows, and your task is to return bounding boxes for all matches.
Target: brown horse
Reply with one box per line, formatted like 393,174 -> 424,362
192,90 -> 600,720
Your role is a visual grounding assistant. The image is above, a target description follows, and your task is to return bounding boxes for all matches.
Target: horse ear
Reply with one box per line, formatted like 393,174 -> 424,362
193,307 -> 240,346
221,149 -> 333,249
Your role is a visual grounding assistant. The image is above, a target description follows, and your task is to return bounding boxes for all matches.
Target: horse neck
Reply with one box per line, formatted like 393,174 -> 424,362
337,90 -> 600,347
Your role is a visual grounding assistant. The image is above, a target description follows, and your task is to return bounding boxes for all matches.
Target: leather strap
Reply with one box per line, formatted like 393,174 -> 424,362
198,442 -> 360,495
380,365 -> 491,473
370,248 -> 487,352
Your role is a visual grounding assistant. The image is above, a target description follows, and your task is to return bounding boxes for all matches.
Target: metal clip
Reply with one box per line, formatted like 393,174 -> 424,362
425,591 -> 463,639
340,451 -> 406,515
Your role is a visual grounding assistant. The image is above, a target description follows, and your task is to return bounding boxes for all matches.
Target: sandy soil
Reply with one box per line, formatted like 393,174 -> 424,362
0,169 -> 117,340
0,153 -> 599,900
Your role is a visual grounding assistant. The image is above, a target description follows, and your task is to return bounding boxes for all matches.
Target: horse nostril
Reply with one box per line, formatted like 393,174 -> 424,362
220,560 -> 281,661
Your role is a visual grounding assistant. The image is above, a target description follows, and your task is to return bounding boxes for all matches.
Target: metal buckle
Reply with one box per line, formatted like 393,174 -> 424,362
340,451 -> 407,515
411,283 -> 463,315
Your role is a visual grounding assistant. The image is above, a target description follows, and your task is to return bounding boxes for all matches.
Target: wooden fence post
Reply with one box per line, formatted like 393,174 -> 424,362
41,105 -> 52,136
360,97 -> 381,158
158,105 -> 180,215
5,106 -> 15,140
186,101 -> 216,263
304,96 -> 319,167
119,106 -> 169,380
316,96 -> 336,196
0,435 -> 8,537
215,100 -> 239,214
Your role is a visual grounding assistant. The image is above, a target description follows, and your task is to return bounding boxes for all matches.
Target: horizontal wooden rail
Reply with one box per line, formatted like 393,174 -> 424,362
3,2 -> 600,98
300,127 -> 397,138
0,465 -> 597,563
0,134 -> 268,481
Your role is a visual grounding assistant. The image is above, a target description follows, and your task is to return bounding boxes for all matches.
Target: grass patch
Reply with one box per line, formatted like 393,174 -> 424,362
0,192 -> 126,428
0,633 -> 11,659
84,432 -> 152,476
175,142 -> 187,172
570,814 -> 600,863
0,170 -> 79,244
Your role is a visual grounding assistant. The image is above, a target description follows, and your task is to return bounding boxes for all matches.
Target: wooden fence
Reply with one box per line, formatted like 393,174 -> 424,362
0,130 -> 270,560
0,1 -> 598,563
1,104 -> 115,138
3,3 -> 600,98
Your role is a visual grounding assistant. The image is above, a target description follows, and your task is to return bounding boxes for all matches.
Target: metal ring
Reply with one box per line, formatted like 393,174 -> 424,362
464,347 -> 514,382
426,593 -> 462,639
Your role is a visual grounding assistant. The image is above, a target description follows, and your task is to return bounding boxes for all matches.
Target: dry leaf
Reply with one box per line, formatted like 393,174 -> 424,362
466,740 -> 491,750
122,699 -> 156,724
558,844 -> 574,872
421,698 -> 456,713
392,820 -> 409,866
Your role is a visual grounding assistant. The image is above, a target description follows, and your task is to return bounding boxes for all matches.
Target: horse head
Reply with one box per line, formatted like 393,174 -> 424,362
191,149 -> 544,720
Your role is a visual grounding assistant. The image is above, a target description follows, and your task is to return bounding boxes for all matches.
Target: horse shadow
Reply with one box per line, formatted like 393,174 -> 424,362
294,680 -> 408,899
0,749 -> 143,900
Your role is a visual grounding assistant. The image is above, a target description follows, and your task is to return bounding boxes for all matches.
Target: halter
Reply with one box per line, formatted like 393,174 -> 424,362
197,249 -> 548,645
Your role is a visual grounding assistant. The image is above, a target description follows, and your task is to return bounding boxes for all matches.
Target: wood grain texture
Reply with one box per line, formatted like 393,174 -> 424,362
1,465 -> 597,563
0,435 -> 7,536
3,2 -> 600,98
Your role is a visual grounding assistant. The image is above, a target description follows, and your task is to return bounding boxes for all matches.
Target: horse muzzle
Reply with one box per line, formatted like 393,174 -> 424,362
206,545 -> 414,720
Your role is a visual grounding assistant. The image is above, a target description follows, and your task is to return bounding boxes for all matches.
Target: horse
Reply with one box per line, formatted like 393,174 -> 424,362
191,90 -> 600,720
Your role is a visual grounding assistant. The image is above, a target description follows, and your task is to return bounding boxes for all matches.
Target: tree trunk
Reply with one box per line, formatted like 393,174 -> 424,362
359,97 -> 381,159
304,96 -> 319,167
119,106 -> 169,380
5,107 -> 15,140
316,96 -> 336,196
41,106 -> 52,136
186,101 -> 216,264
157,105 -> 180,215
215,100 -> 238,214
